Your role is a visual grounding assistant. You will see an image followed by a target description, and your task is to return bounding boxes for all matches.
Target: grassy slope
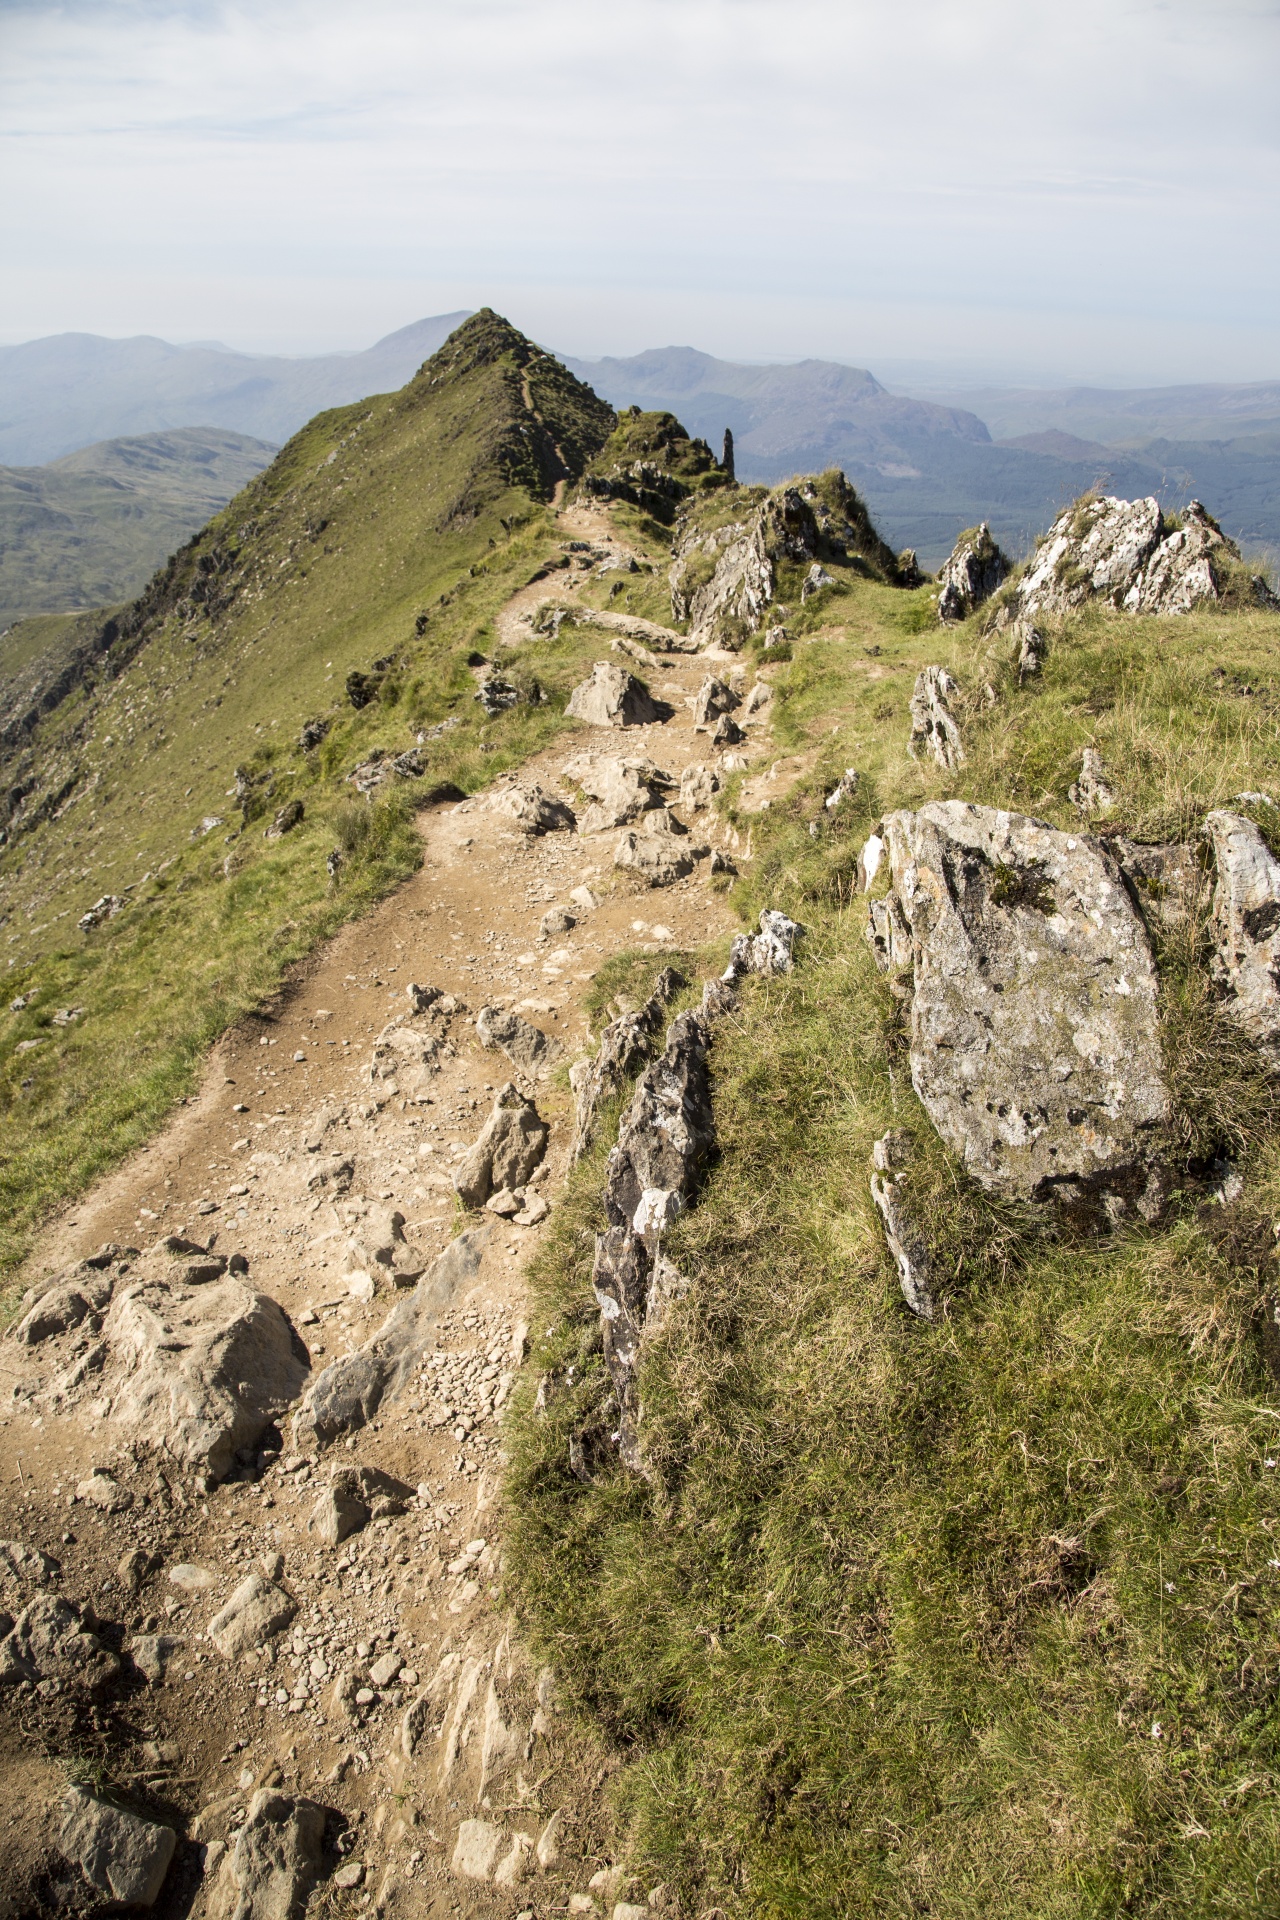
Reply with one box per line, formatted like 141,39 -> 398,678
0,428 -> 278,632
507,524 -> 1280,1914
0,310 -> 615,1280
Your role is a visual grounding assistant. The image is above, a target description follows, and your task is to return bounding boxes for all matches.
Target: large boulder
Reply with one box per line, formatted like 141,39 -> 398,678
1010,494 -> 1263,622
562,752 -> 669,830
453,1084 -> 548,1207
936,522 -> 1010,622
566,662 -> 659,729
874,801 -> 1171,1221
101,1276 -> 309,1482
295,1228 -> 488,1446
1205,810 -> 1280,1065
58,1788 -> 176,1909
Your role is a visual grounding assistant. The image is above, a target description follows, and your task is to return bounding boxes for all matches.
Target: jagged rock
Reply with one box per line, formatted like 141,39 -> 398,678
474,671 -> 524,716
454,1085 -> 548,1207
693,677 -> 740,731
614,831 -> 696,887
1015,618 -> 1047,682
58,1788 -> 176,1908
298,717 -> 329,753
865,889 -> 912,972
591,1005 -> 719,1468
877,801 -> 1171,1220
1205,810 -> 1280,1065
710,712 -> 744,747
477,1005 -> 563,1077
206,1790 -> 324,1920
679,764 -> 721,811
908,666 -> 965,768
487,783 -> 576,834
566,662 -> 659,729
725,909 -> 805,979
825,768 -> 860,813
670,486 -> 817,645
743,680 -> 772,716
207,1573 -> 297,1657
308,1465 -> 409,1547
267,800 -> 304,839
295,1228 -> 488,1445
870,1131 -> 936,1319
936,523 -> 1010,622
100,1276 -> 309,1481
569,967 -> 686,1161
1012,494 -> 1255,622
1069,747 -> 1114,814
78,893 -> 125,933
801,562 -> 836,602
562,752 -> 669,830
369,1017 -> 441,1099
0,1591 -> 120,1691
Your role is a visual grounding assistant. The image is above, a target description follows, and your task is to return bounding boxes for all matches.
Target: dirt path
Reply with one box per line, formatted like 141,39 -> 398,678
0,518 -> 774,1918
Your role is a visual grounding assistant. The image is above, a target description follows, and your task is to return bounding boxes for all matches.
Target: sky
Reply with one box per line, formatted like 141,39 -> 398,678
2,0 -> 1279,387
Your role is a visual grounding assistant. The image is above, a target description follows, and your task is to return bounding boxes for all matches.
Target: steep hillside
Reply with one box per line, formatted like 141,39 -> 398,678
0,313 -> 471,464
0,428 -> 277,632
0,308 -> 615,1271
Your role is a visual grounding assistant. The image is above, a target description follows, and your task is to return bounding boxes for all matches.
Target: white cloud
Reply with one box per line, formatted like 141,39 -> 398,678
1,0 -> 1278,379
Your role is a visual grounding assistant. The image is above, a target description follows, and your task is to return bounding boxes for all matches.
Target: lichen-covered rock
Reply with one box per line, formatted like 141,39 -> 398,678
101,1276 -> 309,1481
569,966 -> 685,1161
936,522 -> 1010,622
58,1788 -> 176,1908
878,800 -> 1171,1220
453,1084 -> 548,1207
566,661 -> 659,729
1012,494 -> 1258,622
1204,810 -> 1280,1065
1113,837 -> 1203,936
865,889 -> 912,973
295,1228 -> 487,1446
907,665 -> 965,768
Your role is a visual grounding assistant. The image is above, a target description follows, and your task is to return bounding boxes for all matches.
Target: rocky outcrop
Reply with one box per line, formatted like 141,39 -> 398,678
101,1274 -> 309,1482
693,677 -> 740,732
1204,810 -> 1280,1065
907,666 -> 965,768
1011,494 -> 1266,622
569,967 -> 686,1161
368,1016 -> 443,1100
872,801 -> 1171,1222
670,488 -> 814,647
58,1789 -> 176,1909
725,909 -> 805,979
476,1004 -> 563,1078
566,661 -> 659,729
936,523 -> 1010,622
453,1084 -> 548,1207
295,1228 -> 487,1445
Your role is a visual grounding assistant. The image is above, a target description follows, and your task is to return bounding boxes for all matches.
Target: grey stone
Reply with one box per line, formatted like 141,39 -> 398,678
294,1228 -> 488,1446
563,751 -> 669,830
692,677 -> 740,732
476,1005 -> 564,1078
1205,810 -> 1280,1065
78,1470 -> 131,1512
342,1202 -> 425,1288
78,894 -> 125,933
100,1275 -> 309,1481
58,1787 -> 176,1908
801,561 -> 836,602
908,665 -> 965,768
207,1573 -> 297,1658
452,1818 -> 504,1880
569,967 -> 686,1162
1113,837 -> 1203,937
0,1539 -> 59,1603
669,485 -> 818,645
878,800 -> 1171,1220
368,1650 -> 401,1687
710,711 -> 744,747
725,909 -> 805,979
679,763 -> 721,811
566,662 -> 659,729
1011,494 -> 1252,623
13,1274 -> 111,1345
454,1084 -> 548,1207
206,1789 -> 324,1920
488,782 -> 576,833
936,522 -> 1010,623
825,767 -> 860,812
0,1590 -> 119,1691
368,1018 -> 441,1100
614,831 -> 695,887
870,1132 -> 936,1319
865,889 -> 912,972
539,905 -> 577,937
130,1633 -> 185,1684
306,1486 -> 369,1548
1014,618 -> 1046,682
1069,747 -> 1115,815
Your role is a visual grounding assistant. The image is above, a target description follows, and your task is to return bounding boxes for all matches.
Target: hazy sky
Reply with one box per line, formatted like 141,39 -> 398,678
2,0 -> 1278,385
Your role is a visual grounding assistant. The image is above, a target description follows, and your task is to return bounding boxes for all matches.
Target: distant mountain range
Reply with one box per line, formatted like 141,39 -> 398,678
0,427 -> 276,632
3,319 -> 1279,605
0,314 -> 469,465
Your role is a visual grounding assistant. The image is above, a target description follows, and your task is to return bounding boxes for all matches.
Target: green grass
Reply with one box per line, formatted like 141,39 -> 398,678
504,577 -> 1280,1916
0,310 -> 616,1284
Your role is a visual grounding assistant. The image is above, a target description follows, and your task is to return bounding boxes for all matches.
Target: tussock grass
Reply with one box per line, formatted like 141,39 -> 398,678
506,579 -> 1280,1915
